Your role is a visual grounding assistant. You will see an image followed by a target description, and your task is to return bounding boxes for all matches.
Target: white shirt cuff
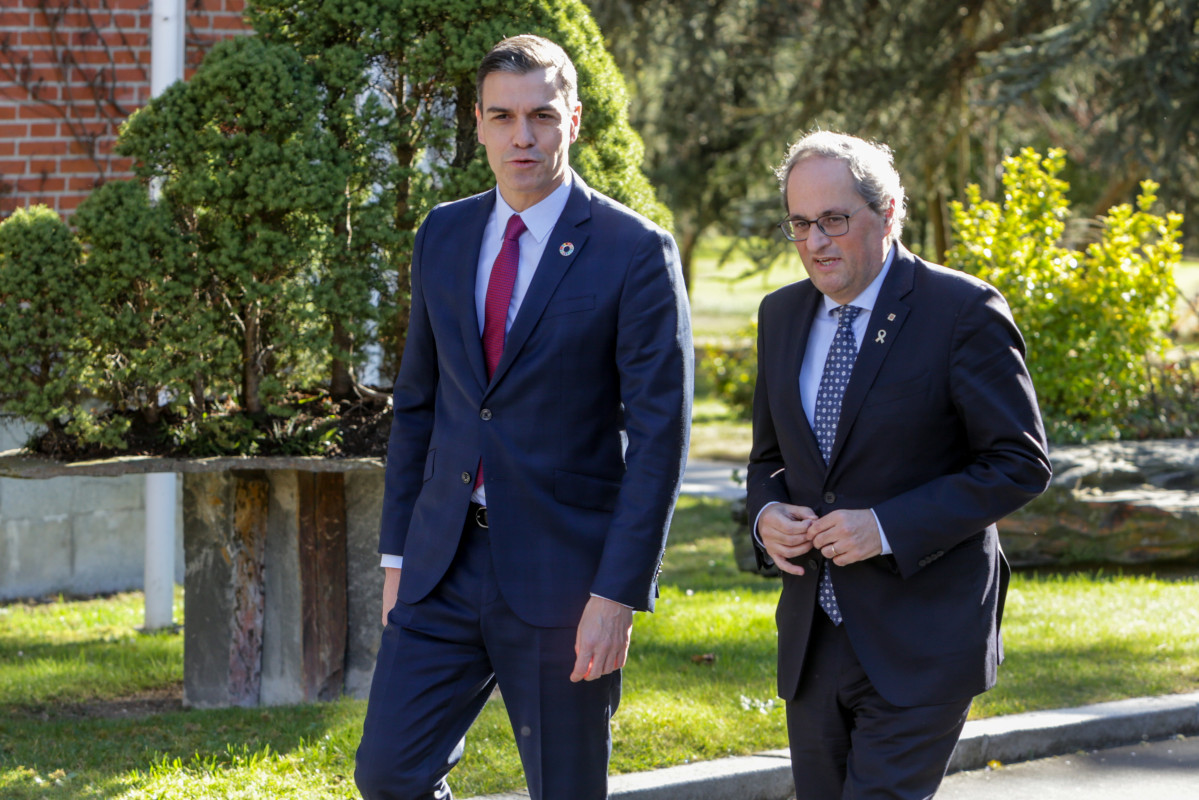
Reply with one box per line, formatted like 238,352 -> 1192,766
872,509 -> 892,555
590,592 -> 632,609
380,554 -> 403,569
752,501 -> 780,549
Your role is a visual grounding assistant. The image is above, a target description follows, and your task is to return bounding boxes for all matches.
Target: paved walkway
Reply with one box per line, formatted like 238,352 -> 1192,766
679,459 -> 746,501
938,734 -> 1199,799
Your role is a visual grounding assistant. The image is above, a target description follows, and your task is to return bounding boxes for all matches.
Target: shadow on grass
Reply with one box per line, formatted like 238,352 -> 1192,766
0,635 -> 182,709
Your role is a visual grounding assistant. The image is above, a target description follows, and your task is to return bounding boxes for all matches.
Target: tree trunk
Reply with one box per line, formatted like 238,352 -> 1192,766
931,185 -> 949,263
243,302 -> 262,415
192,372 -> 207,414
330,319 -> 354,402
1092,169 -> 1144,217
678,225 -> 698,294
330,201 -> 355,402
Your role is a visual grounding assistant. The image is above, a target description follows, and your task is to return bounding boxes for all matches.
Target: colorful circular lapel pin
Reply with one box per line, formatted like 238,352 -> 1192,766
559,242 -> 575,257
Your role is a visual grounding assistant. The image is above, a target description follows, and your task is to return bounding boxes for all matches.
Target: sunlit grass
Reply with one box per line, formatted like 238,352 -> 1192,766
0,589 -> 184,707
1,497 -> 1197,798
1176,259 -> 1199,297
687,395 -> 751,463
689,237 -> 796,342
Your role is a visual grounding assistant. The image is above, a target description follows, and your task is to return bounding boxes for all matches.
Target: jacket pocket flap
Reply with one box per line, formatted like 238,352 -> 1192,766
554,468 -> 621,511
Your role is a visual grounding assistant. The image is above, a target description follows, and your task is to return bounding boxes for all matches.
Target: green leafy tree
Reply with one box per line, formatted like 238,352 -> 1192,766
947,148 -> 1182,442
0,206 -> 96,443
701,321 -> 758,420
10,0 -> 666,454
984,0 -> 1199,250
587,0 -> 807,285
588,0 -> 1073,275
117,35 -> 349,415
72,180 -> 209,427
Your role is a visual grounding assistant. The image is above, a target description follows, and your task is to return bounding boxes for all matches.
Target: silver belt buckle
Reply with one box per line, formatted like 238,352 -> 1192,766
475,505 -> 488,528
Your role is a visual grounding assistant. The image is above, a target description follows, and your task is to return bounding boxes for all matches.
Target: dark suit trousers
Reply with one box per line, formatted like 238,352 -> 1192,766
355,518 -> 621,800
785,611 -> 971,800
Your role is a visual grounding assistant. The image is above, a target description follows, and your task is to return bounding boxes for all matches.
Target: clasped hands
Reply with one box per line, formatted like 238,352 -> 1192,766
758,503 -> 883,576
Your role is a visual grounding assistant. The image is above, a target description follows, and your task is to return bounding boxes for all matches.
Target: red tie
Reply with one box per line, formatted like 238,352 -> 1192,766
482,213 -> 526,379
476,213 -> 526,490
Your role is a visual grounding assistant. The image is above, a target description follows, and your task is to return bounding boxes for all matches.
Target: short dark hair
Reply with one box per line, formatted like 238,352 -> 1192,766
476,35 -> 578,109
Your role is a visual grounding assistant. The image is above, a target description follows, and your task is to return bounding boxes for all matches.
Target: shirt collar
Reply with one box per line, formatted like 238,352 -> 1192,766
820,242 -> 896,317
493,171 -> 573,244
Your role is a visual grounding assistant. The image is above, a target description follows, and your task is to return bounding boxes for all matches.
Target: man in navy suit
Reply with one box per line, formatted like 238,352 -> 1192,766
354,35 -> 692,800
748,131 -> 1051,798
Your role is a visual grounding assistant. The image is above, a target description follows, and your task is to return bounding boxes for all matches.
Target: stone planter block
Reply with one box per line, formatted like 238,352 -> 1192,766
345,469 -> 386,699
183,471 -> 269,708
185,467 -> 377,708
1,451 -> 386,709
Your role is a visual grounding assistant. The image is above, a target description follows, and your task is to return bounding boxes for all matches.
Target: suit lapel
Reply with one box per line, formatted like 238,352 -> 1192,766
831,246 -> 916,464
487,175 -> 591,390
457,192 -> 497,392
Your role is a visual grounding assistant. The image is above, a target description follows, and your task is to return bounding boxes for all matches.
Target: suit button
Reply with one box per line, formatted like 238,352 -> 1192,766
823,492 -> 836,504
480,408 -> 492,420
460,471 -> 471,484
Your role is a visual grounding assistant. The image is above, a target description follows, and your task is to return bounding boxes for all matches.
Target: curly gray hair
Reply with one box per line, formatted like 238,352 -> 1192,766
775,130 -> 907,245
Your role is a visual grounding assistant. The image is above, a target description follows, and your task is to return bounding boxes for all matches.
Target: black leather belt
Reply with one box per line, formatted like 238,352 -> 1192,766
469,502 -> 488,529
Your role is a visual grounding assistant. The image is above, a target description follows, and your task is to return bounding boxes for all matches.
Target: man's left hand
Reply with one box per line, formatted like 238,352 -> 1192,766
570,595 -> 634,682
809,509 -> 883,566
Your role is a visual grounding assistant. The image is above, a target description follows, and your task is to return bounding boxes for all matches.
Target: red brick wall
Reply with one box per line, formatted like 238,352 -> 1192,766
0,0 -> 251,220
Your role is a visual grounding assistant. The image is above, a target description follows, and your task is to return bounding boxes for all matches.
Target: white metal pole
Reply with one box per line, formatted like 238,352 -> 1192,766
144,0 -> 185,631
151,0 -> 185,98
143,472 -> 177,629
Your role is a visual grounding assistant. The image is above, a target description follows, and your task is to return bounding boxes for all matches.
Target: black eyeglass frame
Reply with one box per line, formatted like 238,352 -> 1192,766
777,202 -> 873,242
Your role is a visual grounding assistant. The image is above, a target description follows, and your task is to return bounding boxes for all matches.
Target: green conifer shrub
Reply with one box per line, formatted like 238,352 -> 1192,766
0,206 -> 94,444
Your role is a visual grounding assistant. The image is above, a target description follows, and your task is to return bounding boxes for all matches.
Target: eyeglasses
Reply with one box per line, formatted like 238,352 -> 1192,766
777,203 -> 872,242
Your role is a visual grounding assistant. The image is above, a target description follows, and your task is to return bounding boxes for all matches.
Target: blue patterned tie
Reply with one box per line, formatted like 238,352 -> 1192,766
813,305 -> 862,625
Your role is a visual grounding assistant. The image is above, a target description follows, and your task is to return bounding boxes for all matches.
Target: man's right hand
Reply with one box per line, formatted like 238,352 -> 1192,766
381,567 -> 402,626
758,503 -> 818,575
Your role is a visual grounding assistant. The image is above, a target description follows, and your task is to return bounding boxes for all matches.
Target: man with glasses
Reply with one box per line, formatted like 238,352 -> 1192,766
747,130 -> 1051,798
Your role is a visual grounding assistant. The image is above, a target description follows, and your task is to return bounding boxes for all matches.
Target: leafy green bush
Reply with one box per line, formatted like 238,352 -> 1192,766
117,35 -> 348,417
947,148 -> 1183,442
72,181 -> 208,428
0,206 -> 96,441
701,321 -> 758,420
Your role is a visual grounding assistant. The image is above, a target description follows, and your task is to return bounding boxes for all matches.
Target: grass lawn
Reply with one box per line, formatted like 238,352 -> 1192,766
1177,259 -> 1199,298
3,496 -> 1198,798
688,237 -> 797,344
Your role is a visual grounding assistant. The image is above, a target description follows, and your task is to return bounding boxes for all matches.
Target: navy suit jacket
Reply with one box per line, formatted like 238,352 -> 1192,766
748,244 -> 1051,707
379,173 -> 693,629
